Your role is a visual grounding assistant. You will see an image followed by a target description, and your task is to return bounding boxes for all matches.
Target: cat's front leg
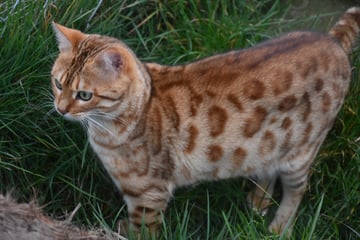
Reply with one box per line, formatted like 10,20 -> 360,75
119,183 -> 173,236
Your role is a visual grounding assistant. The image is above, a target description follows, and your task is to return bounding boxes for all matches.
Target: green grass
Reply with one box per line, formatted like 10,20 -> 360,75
0,0 -> 359,239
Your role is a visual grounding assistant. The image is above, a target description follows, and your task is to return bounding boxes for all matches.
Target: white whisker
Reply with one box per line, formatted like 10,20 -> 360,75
86,116 -> 116,137
88,111 -> 119,121
80,118 -> 89,133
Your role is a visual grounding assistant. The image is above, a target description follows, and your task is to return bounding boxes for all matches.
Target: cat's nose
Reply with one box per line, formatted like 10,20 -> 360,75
56,107 -> 68,115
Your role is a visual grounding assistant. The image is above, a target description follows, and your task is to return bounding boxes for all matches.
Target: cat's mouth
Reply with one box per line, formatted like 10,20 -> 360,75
59,112 -> 80,122
55,108 -> 83,122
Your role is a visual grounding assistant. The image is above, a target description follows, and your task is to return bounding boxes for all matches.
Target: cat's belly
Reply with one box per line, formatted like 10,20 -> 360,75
171,148 -> 279,187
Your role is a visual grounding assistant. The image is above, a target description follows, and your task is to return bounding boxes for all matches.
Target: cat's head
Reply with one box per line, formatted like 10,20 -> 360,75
51,23 -> 150,123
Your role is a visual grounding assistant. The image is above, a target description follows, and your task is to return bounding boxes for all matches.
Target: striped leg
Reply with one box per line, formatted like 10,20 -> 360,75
247,174 -> 277,216
269,163 -> 310,235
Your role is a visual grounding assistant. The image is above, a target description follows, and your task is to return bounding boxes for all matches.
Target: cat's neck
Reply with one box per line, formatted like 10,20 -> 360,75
88,61 -> 185,148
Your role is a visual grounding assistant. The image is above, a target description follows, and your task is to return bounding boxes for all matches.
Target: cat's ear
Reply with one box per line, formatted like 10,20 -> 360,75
95,48 -> 124,74
52,22 -> 86,52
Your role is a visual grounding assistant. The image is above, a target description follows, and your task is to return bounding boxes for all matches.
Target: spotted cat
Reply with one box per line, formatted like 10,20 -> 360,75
51,7 -> 360,235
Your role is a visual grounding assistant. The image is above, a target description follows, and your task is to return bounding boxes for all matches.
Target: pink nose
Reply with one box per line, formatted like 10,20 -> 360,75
57,107 -> 68,115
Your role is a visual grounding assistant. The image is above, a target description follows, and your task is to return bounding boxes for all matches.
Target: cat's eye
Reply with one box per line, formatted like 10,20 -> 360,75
77,91 -> 93,101
54,78 -> 62,90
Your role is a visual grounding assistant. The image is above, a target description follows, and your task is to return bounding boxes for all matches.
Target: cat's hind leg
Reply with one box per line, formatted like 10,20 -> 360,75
268,160 -> 311,235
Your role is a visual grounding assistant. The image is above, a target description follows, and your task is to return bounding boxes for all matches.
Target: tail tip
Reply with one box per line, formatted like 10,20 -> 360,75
329,6 -> 360,53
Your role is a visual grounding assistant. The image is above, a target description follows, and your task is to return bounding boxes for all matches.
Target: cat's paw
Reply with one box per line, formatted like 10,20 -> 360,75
116,219 -> 159,238
117,219 -> 138,237
117,219 -> 128,236
268,216 -> 293,237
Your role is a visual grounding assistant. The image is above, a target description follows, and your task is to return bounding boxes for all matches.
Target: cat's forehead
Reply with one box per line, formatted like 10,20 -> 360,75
54,35 -> 117,84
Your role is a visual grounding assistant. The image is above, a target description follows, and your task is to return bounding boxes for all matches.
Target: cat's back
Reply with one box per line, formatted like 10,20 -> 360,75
189,31 -> 350,92
148,31 -> 350,111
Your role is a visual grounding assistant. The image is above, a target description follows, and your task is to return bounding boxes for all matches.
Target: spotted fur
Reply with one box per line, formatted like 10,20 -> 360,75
51,7 -> 360,236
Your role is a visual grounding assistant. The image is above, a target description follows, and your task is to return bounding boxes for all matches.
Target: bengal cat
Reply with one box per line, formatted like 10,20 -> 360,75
51,7 -> 360,236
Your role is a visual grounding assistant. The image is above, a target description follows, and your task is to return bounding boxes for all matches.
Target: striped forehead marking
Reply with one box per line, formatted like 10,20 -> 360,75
61,36 -> 117,86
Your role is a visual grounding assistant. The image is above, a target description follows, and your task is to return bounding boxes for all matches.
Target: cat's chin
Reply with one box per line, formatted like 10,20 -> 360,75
57,112 -> 81,122
63,114 -> 80,122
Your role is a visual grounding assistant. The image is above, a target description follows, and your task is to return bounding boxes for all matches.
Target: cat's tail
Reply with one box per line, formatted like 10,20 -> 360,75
329,7 -> 360,54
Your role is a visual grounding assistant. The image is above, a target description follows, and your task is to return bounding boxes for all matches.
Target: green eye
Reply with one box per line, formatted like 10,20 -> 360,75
77,91 -> 93,101
55,78 -> 62,90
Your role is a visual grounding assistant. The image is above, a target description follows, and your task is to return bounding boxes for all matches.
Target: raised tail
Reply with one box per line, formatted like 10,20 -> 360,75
329,7 -> 360,54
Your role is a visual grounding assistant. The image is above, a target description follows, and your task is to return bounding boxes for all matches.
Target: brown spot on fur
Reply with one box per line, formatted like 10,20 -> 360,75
227,94 -> 243,112
117,123 -> 128,134
300,122 -> 313,146
278,95 -> 297,111
259,130 -> 276,156
152,152 -> 174,180
273,70 -> 293,96
205,90 -> 216,98
190,88 -> 203,116
208,105 -> 228,137
185,125 -> 199,153
281,117 -> 292,130
218,71 -> 238,86
130,116 -> 147,140
149,107 -> 162,155
156,79 -> 202,117
280,130 -> 293,160
322,92 -> 332,112
243,106 -> 267,138
301,92 -> 312,121
270,117 -> 277,124
243,78 -> 265,100
300,64 -> 309,79
314,78 -> 324,92
163,95 -> 180,130
233,147 -> 247,168
207,145 -> 223,162
301,56 -> 318,78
